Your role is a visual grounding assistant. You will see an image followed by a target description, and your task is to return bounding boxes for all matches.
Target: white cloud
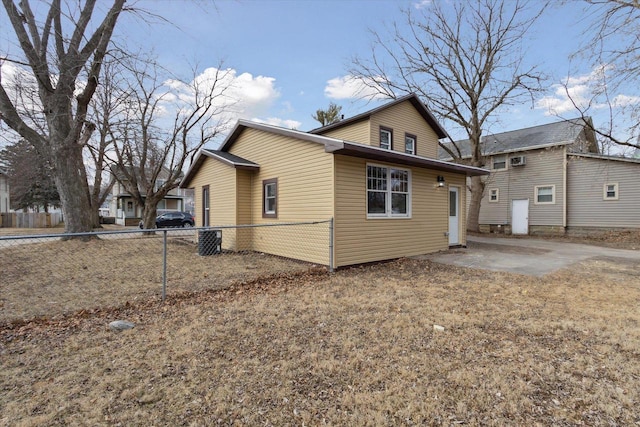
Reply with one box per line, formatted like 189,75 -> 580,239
324,75 -> 390,101
159,67 -> 302,131
414,0 -> 432,9
250,117 -> 302,130
535,65 -> 640,116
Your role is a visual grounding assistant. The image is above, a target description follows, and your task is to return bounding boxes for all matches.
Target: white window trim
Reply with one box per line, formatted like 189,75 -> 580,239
264,181 -> 277,216
380,128 -> 392,150
492,154 -> 508,171
366,163 -> 412,219
405,134 -> 416,155
603,183 -> 619,200
489,188 -> 499,203
534,185 -> 556,205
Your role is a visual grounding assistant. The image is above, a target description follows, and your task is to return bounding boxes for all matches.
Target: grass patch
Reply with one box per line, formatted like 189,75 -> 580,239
0,235 -> 310,324
1,256 -> 639,425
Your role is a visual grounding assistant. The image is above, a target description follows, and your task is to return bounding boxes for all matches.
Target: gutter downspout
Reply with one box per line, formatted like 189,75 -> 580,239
563,146 -> 567,231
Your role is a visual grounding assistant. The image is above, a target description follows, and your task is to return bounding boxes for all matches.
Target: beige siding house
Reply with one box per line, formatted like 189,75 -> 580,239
441,118 -> 640,235
182,94 -> 488,268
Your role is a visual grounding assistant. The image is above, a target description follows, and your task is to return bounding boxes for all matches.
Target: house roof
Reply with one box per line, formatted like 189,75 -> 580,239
439,117 -> 598,160
569,152 -> 640,164
200,149 -> 260,169
181,119 -> 487,188
308,93 -> 449,139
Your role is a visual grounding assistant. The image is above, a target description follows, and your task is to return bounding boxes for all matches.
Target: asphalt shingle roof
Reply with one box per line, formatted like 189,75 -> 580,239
202,149 -> 259,167
439,117 -> 595,159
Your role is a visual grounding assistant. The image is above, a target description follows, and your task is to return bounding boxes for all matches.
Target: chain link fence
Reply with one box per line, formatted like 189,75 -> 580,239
0,220 -> 333,325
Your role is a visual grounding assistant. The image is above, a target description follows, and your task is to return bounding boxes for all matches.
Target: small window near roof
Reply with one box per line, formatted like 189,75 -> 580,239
492,155 -> 506,170
535,185 -> 555,204
263,178 -> 277,218
380,127 -> 392,150
603,183 -> 618,200
405,133 -> 416,155
489,188 -> 499,203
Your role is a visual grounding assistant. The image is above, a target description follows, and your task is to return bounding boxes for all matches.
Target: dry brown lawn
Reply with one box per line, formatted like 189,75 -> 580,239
1,238 -> 640,425
0,234 -> 308,323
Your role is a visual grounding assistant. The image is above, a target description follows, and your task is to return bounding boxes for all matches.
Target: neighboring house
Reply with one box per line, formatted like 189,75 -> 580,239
0,168 -> 10,214
181,94 -> 488,268
440,117 -> 640,235
109,167 -> 189,226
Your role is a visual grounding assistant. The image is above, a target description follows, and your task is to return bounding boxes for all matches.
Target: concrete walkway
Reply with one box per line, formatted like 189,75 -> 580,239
418,235 -> 640,277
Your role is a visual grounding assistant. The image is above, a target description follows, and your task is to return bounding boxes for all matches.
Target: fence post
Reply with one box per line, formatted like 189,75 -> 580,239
162,230 -> 167,301
329,217 -> 334,273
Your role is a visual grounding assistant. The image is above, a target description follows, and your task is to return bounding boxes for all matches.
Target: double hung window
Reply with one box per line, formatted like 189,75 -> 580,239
405,134 -> 416,155
263,178 -> 278,218
380,127 -> 392,150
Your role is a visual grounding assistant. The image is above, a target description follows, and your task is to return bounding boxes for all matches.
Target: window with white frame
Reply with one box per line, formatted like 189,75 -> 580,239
489,188 -> 499,202
492,155 -> 507,170
405,133 -> 416,155
603,183 -> 619,200
263,178 -> 278,218
380,127 -> 392,150
367,164 -> 411,218
535,185 -> 555,204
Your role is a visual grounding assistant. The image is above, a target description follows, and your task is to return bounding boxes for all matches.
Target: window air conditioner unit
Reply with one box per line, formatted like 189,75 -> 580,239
510,155 -> 526,166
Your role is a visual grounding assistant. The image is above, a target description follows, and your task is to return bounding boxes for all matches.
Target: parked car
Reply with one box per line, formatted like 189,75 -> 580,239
139,211 -> 195,229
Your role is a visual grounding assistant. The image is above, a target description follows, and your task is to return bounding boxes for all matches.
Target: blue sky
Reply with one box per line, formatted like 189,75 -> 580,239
2,0 -> 636,149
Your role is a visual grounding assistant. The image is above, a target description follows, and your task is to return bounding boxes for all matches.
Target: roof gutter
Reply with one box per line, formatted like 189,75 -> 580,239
325,141 -> 488,176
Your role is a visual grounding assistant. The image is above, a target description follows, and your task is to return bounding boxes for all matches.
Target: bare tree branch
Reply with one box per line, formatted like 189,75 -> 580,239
350,0 -> 547,231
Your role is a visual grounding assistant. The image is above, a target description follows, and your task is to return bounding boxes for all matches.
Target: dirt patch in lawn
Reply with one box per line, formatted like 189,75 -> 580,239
1,257 -> 639,425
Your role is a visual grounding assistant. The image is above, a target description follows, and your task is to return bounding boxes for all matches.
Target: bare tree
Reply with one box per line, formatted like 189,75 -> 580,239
312,102 -> 342,126
107,57 -> 234,230
0,0 -> 126,234
350,0 -> 546,231
558,0 -> 640,152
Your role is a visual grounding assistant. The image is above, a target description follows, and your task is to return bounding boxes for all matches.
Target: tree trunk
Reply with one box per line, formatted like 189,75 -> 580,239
141,204 -> 158,230
467,175 -> 485,233
50,135 -> 94,237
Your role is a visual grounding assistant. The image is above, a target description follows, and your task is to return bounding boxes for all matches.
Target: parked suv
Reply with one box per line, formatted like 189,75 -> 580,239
139,211 -> 195,229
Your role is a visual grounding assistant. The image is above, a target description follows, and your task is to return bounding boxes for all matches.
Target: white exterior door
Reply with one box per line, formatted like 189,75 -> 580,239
512,199 -> 529,234
448,187 -> 459,245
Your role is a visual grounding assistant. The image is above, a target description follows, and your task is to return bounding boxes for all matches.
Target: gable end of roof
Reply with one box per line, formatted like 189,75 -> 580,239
309,93 -> 448,139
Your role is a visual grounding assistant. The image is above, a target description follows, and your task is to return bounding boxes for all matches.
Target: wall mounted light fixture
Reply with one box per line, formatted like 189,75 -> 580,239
437,175 -> 446,187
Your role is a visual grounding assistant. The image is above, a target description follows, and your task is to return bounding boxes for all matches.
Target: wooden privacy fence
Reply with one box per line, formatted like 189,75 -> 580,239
0,212 -> 62,228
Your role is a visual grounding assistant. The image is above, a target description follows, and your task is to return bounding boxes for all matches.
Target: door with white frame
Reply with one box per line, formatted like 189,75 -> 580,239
448,187 -> 460,245
511,199 -> 529,234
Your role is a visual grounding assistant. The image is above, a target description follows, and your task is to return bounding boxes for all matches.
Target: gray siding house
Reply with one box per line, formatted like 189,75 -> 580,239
440,118 -> 640,234
0,168 -> 10,214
